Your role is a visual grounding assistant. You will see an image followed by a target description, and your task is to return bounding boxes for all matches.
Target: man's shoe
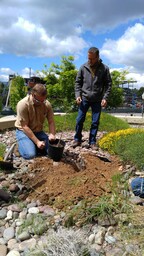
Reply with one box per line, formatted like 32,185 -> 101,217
90,144 -> 98,151
72,141 -> 81,148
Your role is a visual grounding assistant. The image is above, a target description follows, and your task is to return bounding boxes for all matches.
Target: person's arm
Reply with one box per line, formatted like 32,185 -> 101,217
48,117 -> 56,141
46,105 -> 56,141
75,67 -> 83,103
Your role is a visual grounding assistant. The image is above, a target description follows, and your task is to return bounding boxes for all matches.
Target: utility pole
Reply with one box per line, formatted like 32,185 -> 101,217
142,93 -> 144,117
29,67 -> 31,78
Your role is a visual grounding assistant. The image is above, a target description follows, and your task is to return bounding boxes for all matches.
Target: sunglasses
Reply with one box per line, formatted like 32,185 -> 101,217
33,94 -> 46,103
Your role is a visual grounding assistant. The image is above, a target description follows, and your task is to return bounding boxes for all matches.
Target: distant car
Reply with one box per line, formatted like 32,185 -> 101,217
1,106 -> 16,116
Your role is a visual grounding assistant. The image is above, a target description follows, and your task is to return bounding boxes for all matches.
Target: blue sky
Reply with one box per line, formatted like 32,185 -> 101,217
0,0 -> 144,89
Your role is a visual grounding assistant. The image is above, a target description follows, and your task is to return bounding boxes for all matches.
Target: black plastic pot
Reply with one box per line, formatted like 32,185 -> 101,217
48,139 -> 65,162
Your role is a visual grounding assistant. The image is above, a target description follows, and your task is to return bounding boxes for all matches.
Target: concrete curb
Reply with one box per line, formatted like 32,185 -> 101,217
0,113 -> 66,130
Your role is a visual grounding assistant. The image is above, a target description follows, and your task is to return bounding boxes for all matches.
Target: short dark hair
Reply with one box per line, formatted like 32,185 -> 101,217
88,47 -> 99,56
32,84 -> 47,97
29,76 -> 42,83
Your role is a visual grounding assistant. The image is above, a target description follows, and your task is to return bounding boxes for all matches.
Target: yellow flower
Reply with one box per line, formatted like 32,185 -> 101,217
99,128 -> 144,153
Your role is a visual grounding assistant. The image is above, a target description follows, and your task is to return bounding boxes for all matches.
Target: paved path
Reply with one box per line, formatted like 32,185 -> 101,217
110,113 -> 144,125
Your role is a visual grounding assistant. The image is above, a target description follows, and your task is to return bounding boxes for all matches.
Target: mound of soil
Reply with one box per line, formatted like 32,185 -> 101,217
20,152 -> 122,209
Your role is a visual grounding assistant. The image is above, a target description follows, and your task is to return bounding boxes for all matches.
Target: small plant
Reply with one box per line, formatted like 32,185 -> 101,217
119,210 -> 144,254
24,227 -> 91,256
17,214 -> 48,236
0,143 -> 6,159
65,173 -> 132,226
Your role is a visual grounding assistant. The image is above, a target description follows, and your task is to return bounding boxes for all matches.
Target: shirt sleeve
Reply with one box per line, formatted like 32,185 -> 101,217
16,100 -> 29,126
75,67 -> 83,99
45,101 -> 54,122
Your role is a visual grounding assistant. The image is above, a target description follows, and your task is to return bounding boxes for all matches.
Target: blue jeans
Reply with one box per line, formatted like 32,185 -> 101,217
74,100 -> 101,145
16,129 -> 49,159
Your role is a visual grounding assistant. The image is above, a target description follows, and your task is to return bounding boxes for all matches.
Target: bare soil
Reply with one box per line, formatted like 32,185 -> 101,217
20,152 -> 123,209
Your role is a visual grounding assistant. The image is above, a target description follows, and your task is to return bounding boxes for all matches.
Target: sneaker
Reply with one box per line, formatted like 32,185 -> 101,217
72,141 -> 81,148
90,144 -> 98,151
82,143 -> 90,149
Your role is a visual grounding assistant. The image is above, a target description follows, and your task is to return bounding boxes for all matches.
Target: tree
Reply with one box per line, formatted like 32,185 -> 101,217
137,87 -> 144,98
39,56 -> 77,111
0,82 -> 4,94
0,95 -> 2,113
107,86 -> 123,108
0,82 -> 6,109
10,76 -> 27,111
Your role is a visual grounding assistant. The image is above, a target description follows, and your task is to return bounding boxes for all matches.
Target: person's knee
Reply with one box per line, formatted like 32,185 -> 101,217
17,139 -> 36,159
20,151 -> 36,159
18,146 -> 36,159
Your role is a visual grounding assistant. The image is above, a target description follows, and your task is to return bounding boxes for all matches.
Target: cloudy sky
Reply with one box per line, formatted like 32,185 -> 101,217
0,0 -> 144,89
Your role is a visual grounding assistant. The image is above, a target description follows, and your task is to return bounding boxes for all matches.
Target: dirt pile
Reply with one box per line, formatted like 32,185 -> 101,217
19,152 -> 122,209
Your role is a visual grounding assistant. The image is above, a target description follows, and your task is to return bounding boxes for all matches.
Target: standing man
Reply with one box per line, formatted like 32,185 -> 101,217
73,47 -> 112,149
27,77 -> 42,94
15,83 -> 56,159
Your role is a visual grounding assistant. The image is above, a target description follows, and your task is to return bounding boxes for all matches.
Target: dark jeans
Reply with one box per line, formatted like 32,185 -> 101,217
74,100 -> 101,145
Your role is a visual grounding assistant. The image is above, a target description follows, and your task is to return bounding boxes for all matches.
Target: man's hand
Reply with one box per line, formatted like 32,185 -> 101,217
49,133 -> 56,141
76,97 -> 82,105
36,140 -> 45,149
101,99 -> 107,108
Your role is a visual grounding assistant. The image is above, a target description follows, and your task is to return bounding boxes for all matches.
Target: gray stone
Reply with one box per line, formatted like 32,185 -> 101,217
0,244 -> 7,256
17,231 -> 30,241
6,250 -> 20,256
3,227 -> 15,241
18,238 -> 36,252
0,209 -> 7,219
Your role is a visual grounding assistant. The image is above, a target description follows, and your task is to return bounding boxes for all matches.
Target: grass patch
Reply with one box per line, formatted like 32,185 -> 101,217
114,132 -> 144,170
99,128 -> 144,170
119,205 -> 144,253
48,111 -> 130,133
99,111 -> 130,132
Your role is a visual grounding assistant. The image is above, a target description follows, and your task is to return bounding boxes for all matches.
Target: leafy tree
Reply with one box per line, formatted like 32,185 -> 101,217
137,87 -> 144,98
10,76 -> 27,111
0,82 -> 4,94
107,86 -> 123,108
39,56 -> 77,111
0,82 -> 6,108
0,96 -> 2,113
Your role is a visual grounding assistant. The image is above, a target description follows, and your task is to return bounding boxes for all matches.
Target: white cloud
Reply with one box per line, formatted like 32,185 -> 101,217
126,72 -> 144,89
0,0 -> 144,88
0,0 -> 144,57
0,15 -> 87,57
0,68 -> 14,74
101,23 -> 144,74
0,68 -> 15,82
